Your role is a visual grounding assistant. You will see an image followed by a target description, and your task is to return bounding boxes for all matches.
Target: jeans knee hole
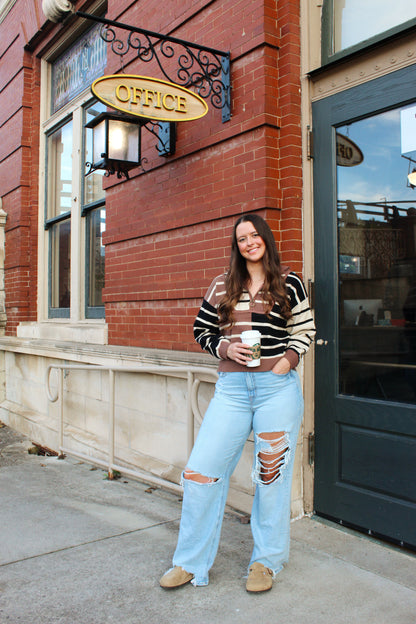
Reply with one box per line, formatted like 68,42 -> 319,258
183,470 -> 218,484
253,432 -> 291,485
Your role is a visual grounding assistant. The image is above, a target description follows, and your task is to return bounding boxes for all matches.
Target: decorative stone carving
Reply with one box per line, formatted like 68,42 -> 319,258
42,0 -> 75,23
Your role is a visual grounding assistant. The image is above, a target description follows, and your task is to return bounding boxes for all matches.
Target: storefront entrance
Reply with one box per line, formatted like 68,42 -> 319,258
312,65 -> 416,548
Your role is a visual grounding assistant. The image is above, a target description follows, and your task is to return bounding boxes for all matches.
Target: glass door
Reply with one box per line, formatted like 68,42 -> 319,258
337,109 -> 416,404
313,66 -> 416,548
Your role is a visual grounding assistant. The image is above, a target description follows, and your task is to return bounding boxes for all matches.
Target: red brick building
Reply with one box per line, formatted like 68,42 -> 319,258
3,0 -> 414,547
0,0 -> 309,517
0,0 -> 304,348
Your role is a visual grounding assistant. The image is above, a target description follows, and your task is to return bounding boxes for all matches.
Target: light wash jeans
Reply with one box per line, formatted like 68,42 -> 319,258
171,369 -> 304,586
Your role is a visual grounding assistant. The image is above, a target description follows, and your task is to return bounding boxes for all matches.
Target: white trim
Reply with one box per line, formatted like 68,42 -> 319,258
41,0 -> 106,62
16,320 -> 108,343
70,106 -> 82,323
31,13 -> 108,343
0,0 -> 17,24
37,59 -> 48,323
300,0 -> 318,514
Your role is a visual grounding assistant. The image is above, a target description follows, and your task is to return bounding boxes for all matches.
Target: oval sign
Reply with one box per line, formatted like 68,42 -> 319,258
91,74 -> 209,122
336,133 -> 364,167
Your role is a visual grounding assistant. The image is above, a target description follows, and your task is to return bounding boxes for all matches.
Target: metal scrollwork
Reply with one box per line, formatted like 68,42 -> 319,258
77,12 -> 231,121
85,159 -> 146,179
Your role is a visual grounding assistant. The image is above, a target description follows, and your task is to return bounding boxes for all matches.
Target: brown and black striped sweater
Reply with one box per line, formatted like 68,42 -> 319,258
193,272 -> 316,372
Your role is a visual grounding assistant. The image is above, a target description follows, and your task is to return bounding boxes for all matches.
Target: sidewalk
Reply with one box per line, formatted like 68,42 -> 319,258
0,423 -> 415,624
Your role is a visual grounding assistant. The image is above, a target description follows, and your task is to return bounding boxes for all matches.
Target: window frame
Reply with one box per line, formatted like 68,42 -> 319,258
41,86 -> 107,324
82,98 -> 106,319
44,115 -> 73,318
321,0 -> 416,67
83,201 -> 106,319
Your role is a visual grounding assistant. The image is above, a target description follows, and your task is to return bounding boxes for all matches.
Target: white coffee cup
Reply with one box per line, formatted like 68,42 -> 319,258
241,330 -> 261,367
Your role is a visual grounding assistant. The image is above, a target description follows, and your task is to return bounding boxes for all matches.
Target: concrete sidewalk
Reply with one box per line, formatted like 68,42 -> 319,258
0,424 -> 415,624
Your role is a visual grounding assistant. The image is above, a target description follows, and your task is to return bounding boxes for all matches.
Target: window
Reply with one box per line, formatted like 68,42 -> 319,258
45,101 -> 107,320
46,119 -> 73,316
336,104 -> 416,403
40,24 -> 107,328
322,0 -> 416,63
83,100 -> 106,318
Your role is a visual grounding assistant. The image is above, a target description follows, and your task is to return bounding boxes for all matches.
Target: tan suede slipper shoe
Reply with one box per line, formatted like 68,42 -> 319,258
160,566 -> 194,589
246,562 -> 273,593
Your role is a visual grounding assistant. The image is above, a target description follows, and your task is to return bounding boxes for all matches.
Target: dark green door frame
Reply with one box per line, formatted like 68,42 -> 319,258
313,63 -> 416,548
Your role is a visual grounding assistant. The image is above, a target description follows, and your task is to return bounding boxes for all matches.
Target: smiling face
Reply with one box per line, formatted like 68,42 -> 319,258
236,221 -> 266,265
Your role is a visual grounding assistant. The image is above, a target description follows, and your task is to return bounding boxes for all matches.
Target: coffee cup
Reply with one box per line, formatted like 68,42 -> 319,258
241,330 -> 261,367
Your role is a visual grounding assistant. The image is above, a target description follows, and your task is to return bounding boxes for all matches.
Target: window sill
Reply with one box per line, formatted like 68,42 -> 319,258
16,321 -> 108,345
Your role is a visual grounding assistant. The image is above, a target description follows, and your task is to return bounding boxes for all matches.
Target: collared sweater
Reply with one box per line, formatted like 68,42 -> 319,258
193,272 -> 316,372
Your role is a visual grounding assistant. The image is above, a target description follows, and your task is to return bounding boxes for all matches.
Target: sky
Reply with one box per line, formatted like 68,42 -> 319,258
337,103 -> 416,217
335,1 -> 415,50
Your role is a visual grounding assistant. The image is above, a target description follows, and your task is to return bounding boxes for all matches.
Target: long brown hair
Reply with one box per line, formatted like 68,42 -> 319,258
218,214 -> 292,325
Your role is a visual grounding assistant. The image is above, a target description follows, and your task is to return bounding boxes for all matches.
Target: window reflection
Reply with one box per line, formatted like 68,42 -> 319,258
84,101 -> 106,205
50,219 -> 71,309
87,207 -> 105,307
337,105 -> 416,404
333,0 -> 416,53
47,121 -> 73,219
83,101 -> 106,315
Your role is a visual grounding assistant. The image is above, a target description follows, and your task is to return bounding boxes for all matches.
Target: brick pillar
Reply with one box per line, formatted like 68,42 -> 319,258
0,201 -> 7,335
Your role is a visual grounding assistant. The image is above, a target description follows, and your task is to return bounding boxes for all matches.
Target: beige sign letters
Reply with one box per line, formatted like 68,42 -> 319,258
92,75 -> 209,122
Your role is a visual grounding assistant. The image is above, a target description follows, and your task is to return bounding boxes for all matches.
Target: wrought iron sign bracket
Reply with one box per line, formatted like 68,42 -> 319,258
76,11 -> 231,122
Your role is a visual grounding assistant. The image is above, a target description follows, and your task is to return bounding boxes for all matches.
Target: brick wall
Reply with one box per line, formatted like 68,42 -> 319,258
102,0 -> 303,349
0,0 -> 304,349
0,1 -> 45,334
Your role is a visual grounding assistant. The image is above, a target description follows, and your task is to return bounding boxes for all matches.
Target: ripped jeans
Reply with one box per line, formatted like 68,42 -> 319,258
172,370 -> 304,586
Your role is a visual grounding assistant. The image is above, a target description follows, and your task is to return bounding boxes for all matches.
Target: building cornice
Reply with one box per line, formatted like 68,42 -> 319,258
310,31 -> 416,101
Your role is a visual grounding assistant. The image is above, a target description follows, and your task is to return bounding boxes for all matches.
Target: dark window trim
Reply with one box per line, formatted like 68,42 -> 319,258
85,306 -> 105,319
44,114 -> 73,225
47,215 -> 71,319
48,307 -> 71,319
81,198 -> 104,217
81,96 -> 100,192
45,211 -> 71,230
45,115 -> 73,319
84,202 -> 105,319
320,1 -> 416,72
82,99 -> 106,320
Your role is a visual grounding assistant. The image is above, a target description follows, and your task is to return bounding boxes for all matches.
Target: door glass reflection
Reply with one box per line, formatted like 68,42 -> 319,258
337,105 -> 416,404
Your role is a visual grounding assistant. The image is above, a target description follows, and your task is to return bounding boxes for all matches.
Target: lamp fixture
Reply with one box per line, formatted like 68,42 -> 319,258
79,10 -> 231,181
408,168 -> 416,189
85,111 -> 142,179
402,155 -> 416,189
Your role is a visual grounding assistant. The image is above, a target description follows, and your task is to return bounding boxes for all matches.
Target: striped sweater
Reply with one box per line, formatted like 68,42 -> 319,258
193,272 -> 315,372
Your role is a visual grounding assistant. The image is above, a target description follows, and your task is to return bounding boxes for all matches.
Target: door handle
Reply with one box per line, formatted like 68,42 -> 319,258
316,338 -> 328,345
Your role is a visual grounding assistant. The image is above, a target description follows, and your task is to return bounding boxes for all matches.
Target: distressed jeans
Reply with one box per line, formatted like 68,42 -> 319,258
171,370 -> 304,586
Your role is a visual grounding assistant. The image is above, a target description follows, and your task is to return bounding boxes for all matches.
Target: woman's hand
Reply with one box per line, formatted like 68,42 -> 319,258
226,341 -> 254,365
271,357 -> 291,375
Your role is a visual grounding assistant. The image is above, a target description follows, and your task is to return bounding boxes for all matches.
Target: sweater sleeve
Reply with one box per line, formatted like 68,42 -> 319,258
284,273 -> 316,358
193,276 -> 231,359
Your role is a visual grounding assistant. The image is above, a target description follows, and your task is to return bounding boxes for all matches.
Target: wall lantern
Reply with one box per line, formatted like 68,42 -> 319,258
402,155 -> 416,189
85,112 -> 142,179
408,169 -> 416,189
79,10 -> 230,181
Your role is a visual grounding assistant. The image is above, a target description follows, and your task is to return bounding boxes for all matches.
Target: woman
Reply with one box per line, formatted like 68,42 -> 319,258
160,214 -> 315,592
